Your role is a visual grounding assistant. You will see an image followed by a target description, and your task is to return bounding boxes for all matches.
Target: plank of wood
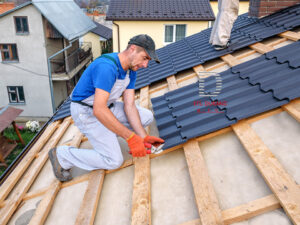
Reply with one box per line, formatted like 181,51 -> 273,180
183,140 -> 224,225
232,120 -> 300,224
166,75 -> 178,91
28,181 -> 61,225
0,117 -> 71,225
0,120 -> 60,204
221,54 -> 240,67
249,43 -> 275,54
282,99 -> 300,123
131,156 -> 151,225
75,170 -> 105,225
179,194 -> 281,225
131,85 -> 151,225
193,64 -> 205,73
28,129 -> 84,225
279,31 -> 300,41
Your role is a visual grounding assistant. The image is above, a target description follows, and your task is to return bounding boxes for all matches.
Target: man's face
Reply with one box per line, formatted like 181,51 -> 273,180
129,46 -> 151,71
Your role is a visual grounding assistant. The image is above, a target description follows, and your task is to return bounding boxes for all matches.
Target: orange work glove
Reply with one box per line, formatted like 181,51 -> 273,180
144,135 -> 165,148
126,133 -> 147,157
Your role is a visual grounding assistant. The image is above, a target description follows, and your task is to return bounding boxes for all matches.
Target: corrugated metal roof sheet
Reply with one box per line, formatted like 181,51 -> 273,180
51,97 -> 71,122
152,40 -> 300,149
32,0 -> 96,40
106,0 -> 215,21
135,4 -> 300,89
91,22 -> 112,39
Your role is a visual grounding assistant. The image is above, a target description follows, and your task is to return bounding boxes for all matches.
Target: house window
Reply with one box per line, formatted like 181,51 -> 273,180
0,44 -> 19,62
14,16 -> 29,34
164,24 -> 186,44
7,86 -> 25,103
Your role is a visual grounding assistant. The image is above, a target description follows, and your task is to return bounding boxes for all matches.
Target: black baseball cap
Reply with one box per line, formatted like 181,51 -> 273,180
128,34 -> 160,63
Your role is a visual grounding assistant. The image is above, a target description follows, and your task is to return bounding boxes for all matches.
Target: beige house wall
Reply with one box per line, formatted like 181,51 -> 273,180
83,32 -> 101,59
210,1 -> 249,16
112,21 -> 209,52
112,1 -> 249,52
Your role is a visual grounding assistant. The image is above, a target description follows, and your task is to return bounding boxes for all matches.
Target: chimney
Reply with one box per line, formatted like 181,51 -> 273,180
249,0 -> 300,18
0,2 -> 15,14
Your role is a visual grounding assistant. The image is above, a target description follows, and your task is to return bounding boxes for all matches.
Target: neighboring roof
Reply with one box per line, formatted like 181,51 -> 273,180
0,0 -> 96,41
0,106 -> 23,132
32,0 -> 96,40
0,2 -> 15,14
106,0 -> 215,21
152,41 -> 300,149
135,4 -> 300,89
90,21 -> 112,39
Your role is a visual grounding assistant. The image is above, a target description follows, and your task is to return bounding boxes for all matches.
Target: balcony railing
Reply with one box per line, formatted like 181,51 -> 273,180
50,42 -> 92,74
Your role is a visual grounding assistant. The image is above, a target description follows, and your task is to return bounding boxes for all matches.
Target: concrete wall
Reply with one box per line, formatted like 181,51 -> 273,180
0,4 -> 53,118
112,20 -> 209,52
53,81 -> 68,108
83,32 -> 101,59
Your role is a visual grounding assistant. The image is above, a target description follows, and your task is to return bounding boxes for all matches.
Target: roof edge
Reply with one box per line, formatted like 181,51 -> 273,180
0,1 -> 32,18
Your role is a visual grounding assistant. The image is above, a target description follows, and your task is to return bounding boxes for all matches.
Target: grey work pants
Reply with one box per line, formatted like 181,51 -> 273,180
209,0 -> 239,46
56,101 -> 153,171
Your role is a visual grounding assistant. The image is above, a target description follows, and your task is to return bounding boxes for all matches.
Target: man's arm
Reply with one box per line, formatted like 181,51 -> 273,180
93,88 -> 132,140
123,89 -> 147,138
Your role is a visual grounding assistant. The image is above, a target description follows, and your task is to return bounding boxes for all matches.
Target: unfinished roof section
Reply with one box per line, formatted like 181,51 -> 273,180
106,0 -> 215,21
91,22 -> 112,40
32,0 -> 96,40
152,40 -> 300,149
1,19 -> 300,225
135,4 -> 300,89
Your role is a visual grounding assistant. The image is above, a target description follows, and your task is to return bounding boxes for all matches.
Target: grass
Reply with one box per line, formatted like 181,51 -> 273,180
0,127 -> 37,177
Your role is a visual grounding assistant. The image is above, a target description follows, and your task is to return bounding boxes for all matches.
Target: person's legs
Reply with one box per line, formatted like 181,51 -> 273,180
56,103 -> 124,171
112,101 -> 154,129
210,0 -> 239,47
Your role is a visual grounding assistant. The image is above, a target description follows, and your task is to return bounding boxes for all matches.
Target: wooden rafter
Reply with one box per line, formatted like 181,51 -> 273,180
279,31 -> 300,41
167,75 -> 224,225
282,99 -> 300,123
0,120 -> 60,204
0,117 -> 72,225
131,86 -> 151,225
232,120 -> 300,224
249,43 -> 275,54
75,170 -> 105,225
29,130 -> 84,225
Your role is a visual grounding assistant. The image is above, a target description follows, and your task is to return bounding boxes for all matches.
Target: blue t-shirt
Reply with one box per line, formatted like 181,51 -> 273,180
72,53 -> 137,101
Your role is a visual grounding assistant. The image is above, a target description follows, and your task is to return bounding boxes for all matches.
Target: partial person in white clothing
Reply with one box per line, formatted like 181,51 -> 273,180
209,0 -> 239,50
48,34 -> 165,182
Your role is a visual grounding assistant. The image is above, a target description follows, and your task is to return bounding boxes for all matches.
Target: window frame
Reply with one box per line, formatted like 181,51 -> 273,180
7,86 -> 25,104
0,44 -> 19,62
14,16 -> 29,34
164,24 -> 187,45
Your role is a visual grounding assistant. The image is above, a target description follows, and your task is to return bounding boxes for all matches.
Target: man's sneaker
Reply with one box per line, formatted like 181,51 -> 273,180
48,148 -> 72,182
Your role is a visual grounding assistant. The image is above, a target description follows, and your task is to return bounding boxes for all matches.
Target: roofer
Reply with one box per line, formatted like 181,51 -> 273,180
49,34 -> 165,182
209,0 -> 239,50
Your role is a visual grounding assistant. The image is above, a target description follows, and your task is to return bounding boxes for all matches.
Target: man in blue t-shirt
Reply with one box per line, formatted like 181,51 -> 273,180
49,34 -> 165,181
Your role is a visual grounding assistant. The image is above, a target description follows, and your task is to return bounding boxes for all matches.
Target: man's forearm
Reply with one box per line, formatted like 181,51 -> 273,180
124,105 -> 147,138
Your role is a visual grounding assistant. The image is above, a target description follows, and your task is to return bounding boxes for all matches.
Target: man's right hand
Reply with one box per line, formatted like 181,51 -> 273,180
126,133 -> 147,157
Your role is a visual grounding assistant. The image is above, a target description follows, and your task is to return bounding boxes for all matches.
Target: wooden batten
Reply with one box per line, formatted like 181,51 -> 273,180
282,99 -> 300,123
232,120 -> 300,224
131,86 -> 151,225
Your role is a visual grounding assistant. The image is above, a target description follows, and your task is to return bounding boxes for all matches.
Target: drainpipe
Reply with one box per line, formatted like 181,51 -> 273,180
113,21 -> 120,52
47,37 -> 79,114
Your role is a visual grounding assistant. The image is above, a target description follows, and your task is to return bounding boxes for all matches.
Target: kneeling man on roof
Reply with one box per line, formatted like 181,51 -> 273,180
49,34 -> 165,182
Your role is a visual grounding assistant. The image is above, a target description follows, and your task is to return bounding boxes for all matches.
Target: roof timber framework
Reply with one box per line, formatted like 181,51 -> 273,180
0,30 -> 300,225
